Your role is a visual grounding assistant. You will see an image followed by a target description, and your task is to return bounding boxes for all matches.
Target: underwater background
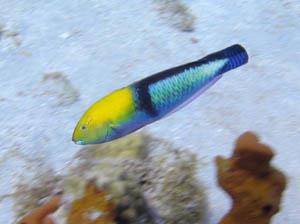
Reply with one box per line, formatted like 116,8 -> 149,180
0,0 -> 299,223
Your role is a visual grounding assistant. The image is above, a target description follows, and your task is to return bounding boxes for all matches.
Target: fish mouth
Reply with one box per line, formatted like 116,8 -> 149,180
74,140 -> 86,145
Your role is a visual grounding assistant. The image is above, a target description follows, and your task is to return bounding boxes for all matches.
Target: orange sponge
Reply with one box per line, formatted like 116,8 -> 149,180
216,131 -> 287,224
17,194 -> 61,224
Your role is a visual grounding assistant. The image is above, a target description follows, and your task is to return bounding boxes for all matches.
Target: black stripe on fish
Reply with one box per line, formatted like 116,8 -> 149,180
133,82 -> 158,117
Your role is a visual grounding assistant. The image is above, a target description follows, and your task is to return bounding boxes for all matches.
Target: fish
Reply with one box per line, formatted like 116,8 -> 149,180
72,44 -> 248,145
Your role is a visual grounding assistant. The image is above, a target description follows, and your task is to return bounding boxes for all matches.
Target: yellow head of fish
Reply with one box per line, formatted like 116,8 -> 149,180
72,87 -> 136,145
72,108 -> 109,145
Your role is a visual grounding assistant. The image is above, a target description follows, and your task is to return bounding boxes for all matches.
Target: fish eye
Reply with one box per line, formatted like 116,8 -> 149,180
80,124 -> 88,131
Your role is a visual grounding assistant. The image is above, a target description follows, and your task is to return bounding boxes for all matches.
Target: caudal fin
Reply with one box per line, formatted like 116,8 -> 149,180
201,44 -> 249,74
221,44 -> 248,73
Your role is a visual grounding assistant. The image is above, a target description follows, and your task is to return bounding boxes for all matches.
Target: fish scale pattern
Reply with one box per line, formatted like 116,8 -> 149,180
149,59 -> 228,115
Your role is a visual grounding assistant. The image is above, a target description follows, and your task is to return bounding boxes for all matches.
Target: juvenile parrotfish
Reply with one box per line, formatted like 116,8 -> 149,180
73,44 -> 248,145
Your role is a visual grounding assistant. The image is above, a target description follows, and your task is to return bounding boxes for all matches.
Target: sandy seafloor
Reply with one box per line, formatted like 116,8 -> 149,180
0,0 -> 299,223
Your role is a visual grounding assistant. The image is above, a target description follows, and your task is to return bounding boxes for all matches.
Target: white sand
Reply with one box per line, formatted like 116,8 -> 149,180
0,0 -> 299,223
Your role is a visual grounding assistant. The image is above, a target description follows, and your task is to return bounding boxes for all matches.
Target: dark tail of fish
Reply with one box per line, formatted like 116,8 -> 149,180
220,44 -> 248,72
202,44 -> 249,74
221,44 -> 248,73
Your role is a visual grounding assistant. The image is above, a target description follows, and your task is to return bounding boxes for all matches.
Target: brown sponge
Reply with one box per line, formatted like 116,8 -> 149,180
216,131 -> 287,224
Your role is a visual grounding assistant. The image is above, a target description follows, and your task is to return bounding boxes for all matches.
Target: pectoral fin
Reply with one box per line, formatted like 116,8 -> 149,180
109,123 -> 119,130
108,122 -> 124,137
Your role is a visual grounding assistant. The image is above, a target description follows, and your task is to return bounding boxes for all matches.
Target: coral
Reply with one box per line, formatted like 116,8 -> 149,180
38,72 -> 79,106
62,133 -> 158,224
63,133 -> 145,200
17,194 -> 61,224
67,180 -> 116,224
103,174 -> 158,224
11,133 -> 206,224
61,133 -> 206,224
154,0 -> 196,32
216,131 -> 287,224
140,135 -> 206,224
